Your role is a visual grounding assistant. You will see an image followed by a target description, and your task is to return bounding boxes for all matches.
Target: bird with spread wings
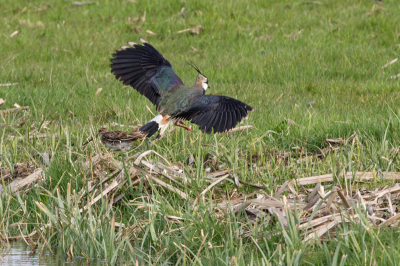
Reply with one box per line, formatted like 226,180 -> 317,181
110,38 -> 253,139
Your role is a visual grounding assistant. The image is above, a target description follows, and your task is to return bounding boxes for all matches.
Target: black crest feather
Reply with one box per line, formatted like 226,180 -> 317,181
187,61 -> 204,76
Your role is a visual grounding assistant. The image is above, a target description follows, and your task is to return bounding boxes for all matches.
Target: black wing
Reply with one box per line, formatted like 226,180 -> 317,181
174,95 -> 253,134
110,38 -> 185,107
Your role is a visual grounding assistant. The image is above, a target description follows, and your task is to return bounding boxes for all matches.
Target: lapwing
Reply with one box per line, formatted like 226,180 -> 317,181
110,38 -> 253,139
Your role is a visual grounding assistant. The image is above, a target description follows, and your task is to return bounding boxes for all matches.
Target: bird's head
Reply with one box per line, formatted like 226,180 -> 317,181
197,73 -> 209,91
97,128 -> 108,136
188,61 -> 210,91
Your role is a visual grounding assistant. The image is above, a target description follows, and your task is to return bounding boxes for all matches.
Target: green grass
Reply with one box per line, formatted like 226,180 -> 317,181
1,0 -> 400,265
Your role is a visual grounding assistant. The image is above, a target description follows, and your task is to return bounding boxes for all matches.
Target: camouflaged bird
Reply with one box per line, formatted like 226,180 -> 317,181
97,127 -> 144,150
110,38 -> 253,139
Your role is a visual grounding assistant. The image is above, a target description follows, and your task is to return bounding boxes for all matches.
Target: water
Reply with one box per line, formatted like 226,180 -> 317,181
0,242 -> 100,266
1,242 -> 53,265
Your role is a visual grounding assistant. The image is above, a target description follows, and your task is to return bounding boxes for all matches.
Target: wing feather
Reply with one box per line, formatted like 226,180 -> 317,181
199,111 -> 214,131
220,112 -> 228,133
205,113 -> 218,134
174,95 -> 253,134
110,39 -> 185,107
225,103 -> 233,131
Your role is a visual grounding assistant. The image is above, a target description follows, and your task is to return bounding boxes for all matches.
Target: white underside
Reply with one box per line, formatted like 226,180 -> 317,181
150,114 -> 171,138
104,141 -> 132,150
159,120 -> 171,136
151,114 -> 164,124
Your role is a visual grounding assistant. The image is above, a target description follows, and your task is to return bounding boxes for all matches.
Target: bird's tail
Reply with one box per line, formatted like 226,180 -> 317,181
139,121 -> 159,138
139,114 -> 163,138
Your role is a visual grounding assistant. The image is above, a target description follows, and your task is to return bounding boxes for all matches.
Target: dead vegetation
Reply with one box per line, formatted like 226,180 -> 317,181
3,147 -> 400,245
0,162 -> 38,186
0,106 -> 399,264
1,120 -> 397,247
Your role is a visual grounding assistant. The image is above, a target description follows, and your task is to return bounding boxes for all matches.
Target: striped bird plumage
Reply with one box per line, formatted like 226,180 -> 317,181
97,127 -> 144,150
110,38 -> 253,138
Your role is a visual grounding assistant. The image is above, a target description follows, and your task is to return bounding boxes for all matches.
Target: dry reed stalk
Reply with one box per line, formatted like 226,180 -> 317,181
379,213 -> 400,227
134,150 -> 171,166
294,171 -> 400,185
224,125 -> 253,134
216,192 -> 258,210
206,169 -> 231,178
298,213 -> 340,230
193,174 -> 230,206
372,186 -> 400,199
156,162 -> 188,183
303,214 -> 359,243
200,174 -> 230,198
80,179 -> 121,212
146,174 -> 188,199
7,169 -> 44,193
274,181 -> 289,198
141,160 -> 184,187
337,190 -> 351,208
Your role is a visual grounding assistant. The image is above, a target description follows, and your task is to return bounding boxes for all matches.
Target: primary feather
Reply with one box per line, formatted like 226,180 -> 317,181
174,95 -> 253,133
110,38 -> 184,107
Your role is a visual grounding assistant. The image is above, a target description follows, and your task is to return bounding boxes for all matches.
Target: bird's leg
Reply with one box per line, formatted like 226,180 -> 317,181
174,120 -> 193,132
155,133 -> 162,140
155,120 -> 171,140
